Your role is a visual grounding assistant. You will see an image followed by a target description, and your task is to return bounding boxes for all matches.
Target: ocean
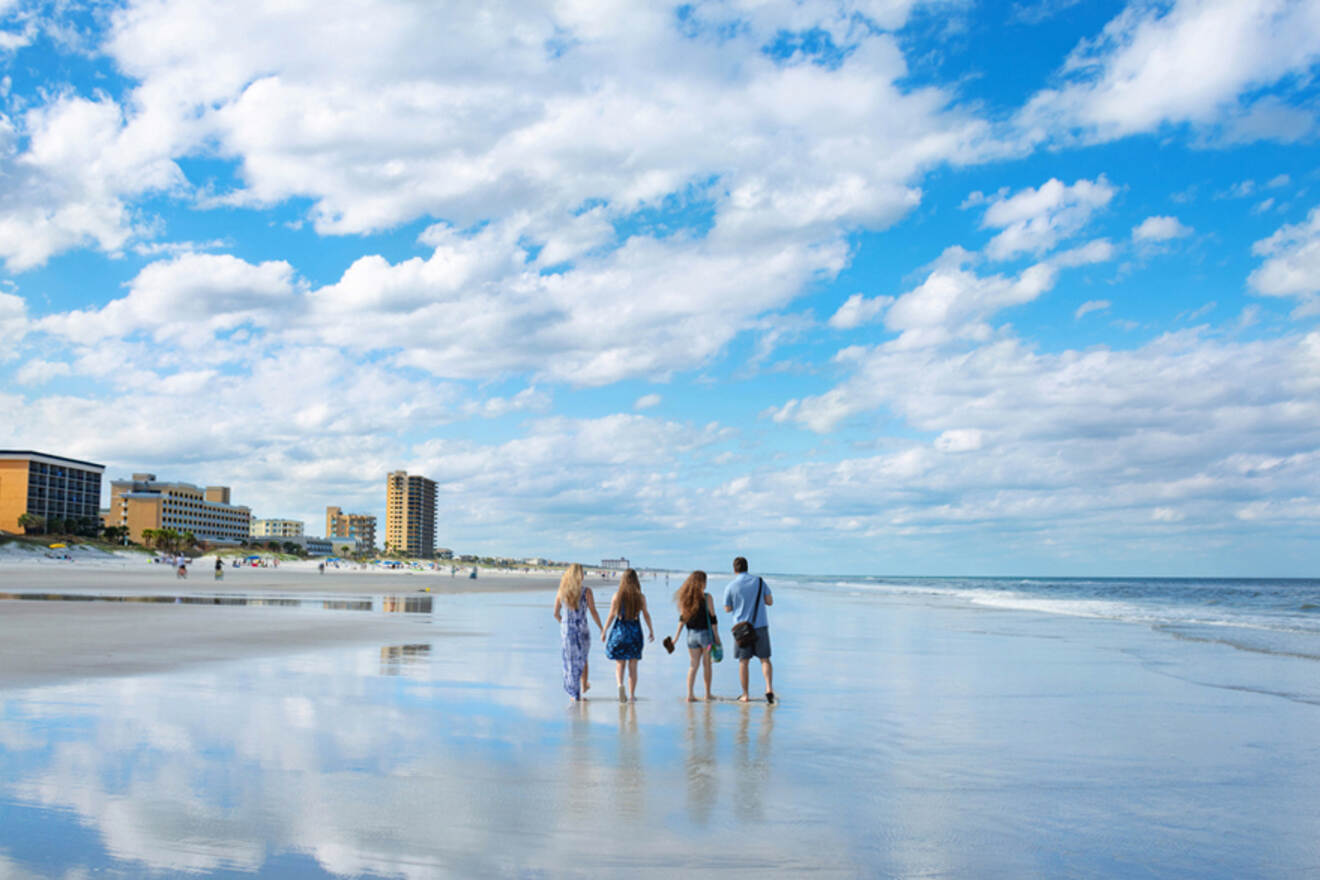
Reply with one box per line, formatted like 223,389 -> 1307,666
778,574 -> 1320,662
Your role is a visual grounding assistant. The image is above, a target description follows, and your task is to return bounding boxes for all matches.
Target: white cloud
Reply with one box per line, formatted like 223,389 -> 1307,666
633,393 -> 661,410
981,177 -> 1116,260
39,253 -> 301,346
1248,206 -> 1320,310
0,94 -> 185,270
934,428 -> 983,453
0,291 -> 26,358
1074,299 -> 1110,320
1018,0 -> 1320,143
1132,215 -> 1192,242
14,358 -> 71,385
828,292 -> 894,329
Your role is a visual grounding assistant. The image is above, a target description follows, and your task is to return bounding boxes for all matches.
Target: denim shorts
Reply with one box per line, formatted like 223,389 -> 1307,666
686,628 -> 714,650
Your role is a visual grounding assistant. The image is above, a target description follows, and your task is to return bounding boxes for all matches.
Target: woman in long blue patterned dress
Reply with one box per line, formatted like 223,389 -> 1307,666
602,568 -> 654,702
554,563 -> 603,700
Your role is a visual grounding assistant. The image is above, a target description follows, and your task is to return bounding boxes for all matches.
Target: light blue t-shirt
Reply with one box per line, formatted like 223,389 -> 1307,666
723,573 -> 771,629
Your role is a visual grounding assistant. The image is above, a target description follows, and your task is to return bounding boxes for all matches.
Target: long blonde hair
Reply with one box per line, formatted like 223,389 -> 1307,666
616,568 -> 643,619
557,563 -> 585,609
676,570 -> 707,622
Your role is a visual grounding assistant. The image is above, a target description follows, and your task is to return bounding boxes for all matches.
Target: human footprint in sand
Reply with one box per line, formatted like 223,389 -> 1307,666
670,570 -> 721,702
554,563 -> 604,701
602,568 -> 654,702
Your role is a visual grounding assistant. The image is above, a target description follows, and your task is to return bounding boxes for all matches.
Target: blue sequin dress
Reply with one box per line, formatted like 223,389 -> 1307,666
605,616 -> 644,660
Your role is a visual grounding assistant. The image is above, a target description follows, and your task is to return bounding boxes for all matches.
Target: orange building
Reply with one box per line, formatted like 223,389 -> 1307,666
326,506 -> 377,550
0,450 -> 105,534
385,471 -> 436,557
103,473 -> 251,544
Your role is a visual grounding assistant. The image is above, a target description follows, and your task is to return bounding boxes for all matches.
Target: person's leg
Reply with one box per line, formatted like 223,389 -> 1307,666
627,659 -> 639,701
738,658 -> 750,701
761,659 -> 774,699
686,648 -> 701,701
581,656 -> 590,694
702,647 -> 713,700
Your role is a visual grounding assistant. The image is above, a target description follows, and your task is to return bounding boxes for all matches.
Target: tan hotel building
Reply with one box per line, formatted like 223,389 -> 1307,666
104,474 -> 252,544
326,506 -> 377,550
0,450 -> 105,534
385,471 -> 436,557
250,518 -> 304,538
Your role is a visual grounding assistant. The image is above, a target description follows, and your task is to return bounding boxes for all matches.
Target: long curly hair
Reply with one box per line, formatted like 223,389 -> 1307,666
675,570 -> 707,623
616,568 -> 643,619
556,563 -> 585,609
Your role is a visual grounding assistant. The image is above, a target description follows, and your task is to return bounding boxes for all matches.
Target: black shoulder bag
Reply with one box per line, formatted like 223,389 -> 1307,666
730,578 -> 764,649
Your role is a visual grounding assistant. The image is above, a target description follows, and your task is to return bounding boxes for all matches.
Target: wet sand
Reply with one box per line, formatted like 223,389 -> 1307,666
2,574 -> 1318,877
0,560 -> 558,689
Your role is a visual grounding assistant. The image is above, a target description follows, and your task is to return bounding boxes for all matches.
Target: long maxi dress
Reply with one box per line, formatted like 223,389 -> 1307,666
561,593 -> 591,699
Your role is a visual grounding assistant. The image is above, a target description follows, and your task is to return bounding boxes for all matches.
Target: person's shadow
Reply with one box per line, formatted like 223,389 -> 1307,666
733,705 -> 775,820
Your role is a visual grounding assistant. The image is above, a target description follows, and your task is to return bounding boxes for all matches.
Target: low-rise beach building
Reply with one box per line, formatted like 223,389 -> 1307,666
104,473 -> 251,544
326,506 -> 377,550
251,518 -> 304,538
0,450 -> 105,534
601,557 -> 631,570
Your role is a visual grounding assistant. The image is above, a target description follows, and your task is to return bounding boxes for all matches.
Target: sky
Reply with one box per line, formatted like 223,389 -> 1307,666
1,0 -> 1319,577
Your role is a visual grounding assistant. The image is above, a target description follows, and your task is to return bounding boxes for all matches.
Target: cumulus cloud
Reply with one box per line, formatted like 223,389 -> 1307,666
1248,206 -> 1320,313
633,393 -> 661,410
1132,215 -> 1192,242
1018,0 -> 1320,144
0,94 -> 185,270
39,253 -> 302,346
828,292 -> 894,329
980,177 -> 1116,260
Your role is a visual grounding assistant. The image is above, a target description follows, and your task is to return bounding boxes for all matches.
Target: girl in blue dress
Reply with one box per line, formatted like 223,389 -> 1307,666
602,568 -> 654,702
554,563 -> 603,700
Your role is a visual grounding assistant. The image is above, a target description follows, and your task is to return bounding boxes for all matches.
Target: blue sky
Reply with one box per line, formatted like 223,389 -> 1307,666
2,0 -> 1319,576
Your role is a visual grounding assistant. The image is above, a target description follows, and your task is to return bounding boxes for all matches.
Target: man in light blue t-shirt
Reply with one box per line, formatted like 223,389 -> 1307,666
722,556 -> 775,704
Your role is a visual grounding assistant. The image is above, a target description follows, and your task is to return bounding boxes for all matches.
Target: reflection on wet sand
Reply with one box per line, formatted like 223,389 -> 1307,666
379,643 -> 431,676
613,701 -> 645,819
734,702 -> 775,820
684,702 -> 719,824
0,592 -> 434,613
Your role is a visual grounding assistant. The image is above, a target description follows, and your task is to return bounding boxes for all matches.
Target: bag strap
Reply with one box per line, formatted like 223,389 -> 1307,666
748,577 -> 763,628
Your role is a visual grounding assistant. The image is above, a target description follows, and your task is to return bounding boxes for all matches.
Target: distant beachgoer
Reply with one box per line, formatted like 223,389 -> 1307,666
318,562 -> 325,574
669,570 -> 721,702
723,556 -> 774,704
176,557 -> 187,579
554,563 -> 604,701
214,558 -> 223,581
602,568 -> 654,702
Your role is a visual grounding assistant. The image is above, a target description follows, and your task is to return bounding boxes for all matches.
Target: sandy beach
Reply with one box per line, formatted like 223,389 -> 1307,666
2,562 -> 1318,878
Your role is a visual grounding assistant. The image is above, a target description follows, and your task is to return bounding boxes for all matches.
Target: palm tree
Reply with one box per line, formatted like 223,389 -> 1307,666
17,512 -> 44,535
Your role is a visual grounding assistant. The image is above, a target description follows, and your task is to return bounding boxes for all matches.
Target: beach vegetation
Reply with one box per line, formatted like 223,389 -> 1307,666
17,513 -> 45,535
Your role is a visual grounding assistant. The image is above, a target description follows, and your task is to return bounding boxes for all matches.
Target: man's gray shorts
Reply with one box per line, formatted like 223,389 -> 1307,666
734,626 -> 771,660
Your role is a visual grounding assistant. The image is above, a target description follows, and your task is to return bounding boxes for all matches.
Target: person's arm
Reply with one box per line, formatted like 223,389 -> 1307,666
641,594 -> 654,642
553,595 -> 562,622
672,615 -> 685,644
585,587 -> 604,631
601,594 -> 618,642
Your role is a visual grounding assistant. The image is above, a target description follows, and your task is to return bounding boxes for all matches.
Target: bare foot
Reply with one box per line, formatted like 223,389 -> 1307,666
686,695 -> 696,702
737,695 -> 751,702
583,680 -> 590,693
